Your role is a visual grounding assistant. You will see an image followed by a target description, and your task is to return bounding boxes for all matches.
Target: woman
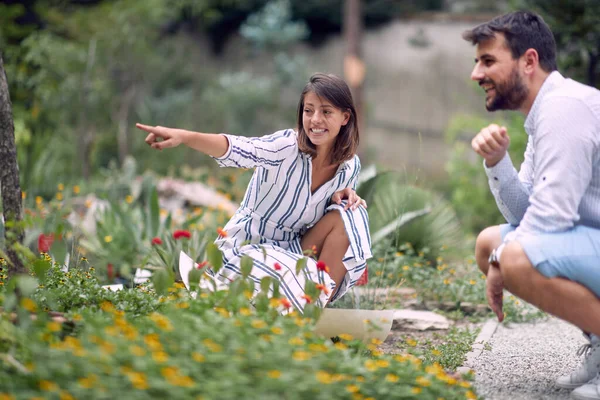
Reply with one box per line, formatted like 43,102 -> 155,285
137,73 -> 371,312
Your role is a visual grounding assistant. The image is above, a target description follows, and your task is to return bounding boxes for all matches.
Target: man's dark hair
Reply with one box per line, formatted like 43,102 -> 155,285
462,11 -> 557,73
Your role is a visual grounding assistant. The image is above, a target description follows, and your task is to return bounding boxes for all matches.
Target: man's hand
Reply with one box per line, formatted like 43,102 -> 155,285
486,264 -> 505,322
331,188 -> 367,211
471,124 -> 510,168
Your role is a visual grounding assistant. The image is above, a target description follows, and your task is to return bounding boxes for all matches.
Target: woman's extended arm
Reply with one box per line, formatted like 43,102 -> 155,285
136,123 -> 229,157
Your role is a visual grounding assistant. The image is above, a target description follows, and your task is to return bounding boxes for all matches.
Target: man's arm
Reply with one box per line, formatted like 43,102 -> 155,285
484,137 -> 534,225
508,97 -> 597,242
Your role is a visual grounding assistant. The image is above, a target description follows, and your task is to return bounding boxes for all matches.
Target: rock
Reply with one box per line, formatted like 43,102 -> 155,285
156,178 -> 237,215
392,309 -> 452,331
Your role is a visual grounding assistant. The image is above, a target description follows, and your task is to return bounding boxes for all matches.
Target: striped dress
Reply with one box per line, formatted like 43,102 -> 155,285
212,129 -> 372,312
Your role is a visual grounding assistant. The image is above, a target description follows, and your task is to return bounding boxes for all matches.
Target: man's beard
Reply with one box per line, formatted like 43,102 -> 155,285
482,68 -> 529,111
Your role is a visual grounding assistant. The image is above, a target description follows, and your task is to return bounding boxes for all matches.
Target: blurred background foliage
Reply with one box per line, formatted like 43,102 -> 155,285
1,0 -> 599,252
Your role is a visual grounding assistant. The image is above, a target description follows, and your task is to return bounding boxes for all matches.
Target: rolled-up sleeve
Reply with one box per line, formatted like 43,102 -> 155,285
213,129 -> 298,169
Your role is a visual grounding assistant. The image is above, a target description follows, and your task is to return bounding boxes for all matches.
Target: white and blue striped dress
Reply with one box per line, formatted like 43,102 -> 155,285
212,129 -> 372,311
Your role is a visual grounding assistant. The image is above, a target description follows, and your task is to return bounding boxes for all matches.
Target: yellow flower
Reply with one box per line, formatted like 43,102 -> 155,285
152,351 -> 169,363
334,342 -> 348,350
411,387 -> 422,394
466,391 -> 477,399
267,370 -> 282,379
346,384 -> 360,393
375,360 -> 389,368
57,183 -> 64,191
21,191 -> 26,199
20,297 -> 37,313
59,391 -> 74,400
443,279 -> 451,285
271,327 -> 283,335
338,333 -> 353,341
309,343 -> 329,353
130,346 -> 146,357
176,302 -> 189,309
125,195 -> 133,204
56,192 -> 63,201
149,313 -> 174,332
127,371 -> 149,390
192,352 -> 205,363
370,338 -> 383,346
406,339 -> 417,347
316,371 -> 333,384
432,349 -> 442,356
459,381 -> 472,388
364,360 -> 377,371
385,374 -> 399,382
403,265 -> 410,271
144,334 -> 162,351
73,185 -> 80,194
260,334 -> 272,342
47,321 -> 61,332
78,374 -> 98,389
239,307 -> 252,316
203,339 -> 222,353
39,380 -> 58,391
35,196 -> 43,205
251,319 -> 267,329
100,341 -> 116,355
292,351 -> 311,361
416,376 -> 431,387
104,235 -> 113,243
0,394 -> 15,400
469,279 -> 477,285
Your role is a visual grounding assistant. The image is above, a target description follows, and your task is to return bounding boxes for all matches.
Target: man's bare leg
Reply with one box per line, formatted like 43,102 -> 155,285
475,225 -> 504,276
500,241 -> 600,336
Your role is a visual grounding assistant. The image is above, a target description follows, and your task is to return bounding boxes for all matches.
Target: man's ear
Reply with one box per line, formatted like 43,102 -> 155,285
522,48 -> 539,75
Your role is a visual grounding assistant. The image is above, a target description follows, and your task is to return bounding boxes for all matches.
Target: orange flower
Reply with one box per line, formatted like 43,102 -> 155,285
216,227 -> 228,237
279,298 -> 292,309
301,294 -> 313,304
315,284 -> 330,295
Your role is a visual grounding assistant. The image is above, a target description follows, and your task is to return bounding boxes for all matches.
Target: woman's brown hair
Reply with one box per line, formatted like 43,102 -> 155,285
296,73 -> 359,164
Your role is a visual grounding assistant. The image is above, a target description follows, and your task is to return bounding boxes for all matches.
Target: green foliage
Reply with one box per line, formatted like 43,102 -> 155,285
443,112 -> 527,234
510,0 -> 600,87
0,263 -> 477,399
357,172 -> 463,260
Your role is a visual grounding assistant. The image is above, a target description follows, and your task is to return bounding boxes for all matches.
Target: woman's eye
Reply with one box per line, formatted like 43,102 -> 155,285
304,109 -> 312,113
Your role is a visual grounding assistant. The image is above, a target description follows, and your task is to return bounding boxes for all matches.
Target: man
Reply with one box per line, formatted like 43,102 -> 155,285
464,11 -> 600,399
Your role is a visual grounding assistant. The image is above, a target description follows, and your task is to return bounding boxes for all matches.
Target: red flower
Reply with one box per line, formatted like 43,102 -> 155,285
273,262 -> 282,271
151,237 -> 163,245
301,294 -> 313,304
196,261 -> 208,269
217,227 -> 228,238
173,230 -> 191,240
316,260 -> 330,273
38,233 -> 55,253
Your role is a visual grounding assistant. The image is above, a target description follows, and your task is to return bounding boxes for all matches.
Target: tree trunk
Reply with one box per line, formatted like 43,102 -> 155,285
343,0 -> 366,143
0,53 -> 25,275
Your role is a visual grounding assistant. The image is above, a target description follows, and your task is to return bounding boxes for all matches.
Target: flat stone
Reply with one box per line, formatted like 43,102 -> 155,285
392,309 -> 452,331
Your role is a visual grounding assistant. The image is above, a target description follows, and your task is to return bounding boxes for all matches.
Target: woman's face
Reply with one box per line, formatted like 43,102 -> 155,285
302,91 -> 350,150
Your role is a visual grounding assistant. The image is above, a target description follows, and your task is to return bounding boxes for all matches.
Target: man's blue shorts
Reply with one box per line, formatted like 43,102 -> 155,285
500,224 -> 600,297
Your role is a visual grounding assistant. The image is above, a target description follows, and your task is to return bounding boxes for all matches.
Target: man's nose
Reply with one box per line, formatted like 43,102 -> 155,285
471,63 -> 484,81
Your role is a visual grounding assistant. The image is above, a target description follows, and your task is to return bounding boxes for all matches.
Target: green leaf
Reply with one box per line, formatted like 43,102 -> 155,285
188,268 -> 202,292
16,276 -> 39,298
50,237 -> 68,269
147,186 -> 160,238
240,255 -> 253,279
32,258 -> 52,283
152,268 -> 172,296
295,257 -> 307,275
206,243 -> 223,273
259,276 -> 271,294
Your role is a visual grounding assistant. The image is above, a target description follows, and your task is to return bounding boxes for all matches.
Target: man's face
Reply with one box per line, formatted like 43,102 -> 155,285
470,33 -> 529,111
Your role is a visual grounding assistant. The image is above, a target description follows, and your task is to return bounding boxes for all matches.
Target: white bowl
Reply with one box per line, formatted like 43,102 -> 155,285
314,308 -> 394,342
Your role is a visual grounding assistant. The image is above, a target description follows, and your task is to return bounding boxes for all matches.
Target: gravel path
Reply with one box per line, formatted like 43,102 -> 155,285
470,317 -> 586,400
